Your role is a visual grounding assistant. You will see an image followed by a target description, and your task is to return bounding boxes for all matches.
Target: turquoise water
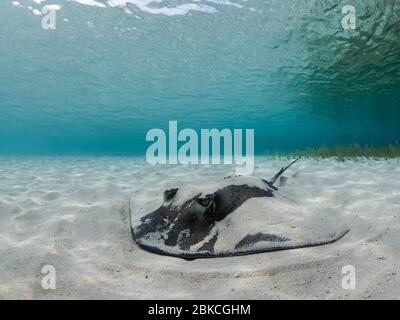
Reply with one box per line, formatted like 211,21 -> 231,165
1,0 -> 399,155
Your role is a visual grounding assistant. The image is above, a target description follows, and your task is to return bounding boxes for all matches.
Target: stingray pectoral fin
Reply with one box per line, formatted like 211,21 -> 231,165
234,233 -> 290,250
211,197 -> 349,257
233,229 -> 349,255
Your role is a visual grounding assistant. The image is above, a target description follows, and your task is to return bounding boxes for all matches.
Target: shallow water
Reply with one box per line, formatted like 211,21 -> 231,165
1,1 -> 400,154
0,157 -> 399,299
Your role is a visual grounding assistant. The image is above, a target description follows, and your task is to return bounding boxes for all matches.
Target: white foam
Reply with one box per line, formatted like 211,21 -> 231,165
31,8 -> 42,15
107,0 -> 218,16
75,0 -> 106,8
10,0 -> 246,17
44,4 -> 61,10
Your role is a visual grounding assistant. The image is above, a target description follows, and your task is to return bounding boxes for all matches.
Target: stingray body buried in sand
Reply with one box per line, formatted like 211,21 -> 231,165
130,158 -> 349,259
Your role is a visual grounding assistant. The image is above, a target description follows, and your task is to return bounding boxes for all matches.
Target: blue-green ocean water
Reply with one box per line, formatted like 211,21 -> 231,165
1,0 -> 399,155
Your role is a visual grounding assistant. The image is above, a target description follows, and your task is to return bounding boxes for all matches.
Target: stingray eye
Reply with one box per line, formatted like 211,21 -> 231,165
197,197 -> 210,207
164,188 -> 179,201
190,214 -> 198,223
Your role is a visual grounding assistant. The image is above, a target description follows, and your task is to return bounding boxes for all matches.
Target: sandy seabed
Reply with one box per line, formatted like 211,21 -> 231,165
0,156 -> 399,299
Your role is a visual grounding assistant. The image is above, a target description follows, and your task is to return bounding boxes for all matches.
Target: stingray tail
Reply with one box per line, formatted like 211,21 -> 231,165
268,157 -> 301,185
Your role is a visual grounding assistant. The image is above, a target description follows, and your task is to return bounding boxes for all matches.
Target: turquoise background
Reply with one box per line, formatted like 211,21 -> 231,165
1,0 -> 399,155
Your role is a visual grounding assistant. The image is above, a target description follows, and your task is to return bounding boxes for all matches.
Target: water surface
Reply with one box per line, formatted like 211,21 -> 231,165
1,0 -> 399,154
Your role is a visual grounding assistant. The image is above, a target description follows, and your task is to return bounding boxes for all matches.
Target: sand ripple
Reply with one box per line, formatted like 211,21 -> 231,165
0,157 -> 399,299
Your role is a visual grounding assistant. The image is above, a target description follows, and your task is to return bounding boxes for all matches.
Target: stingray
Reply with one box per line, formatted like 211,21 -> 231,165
130,158 -> 349,259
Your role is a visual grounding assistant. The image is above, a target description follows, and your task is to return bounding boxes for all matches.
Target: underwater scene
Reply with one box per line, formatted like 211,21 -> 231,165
2,0 -> 400,155
0,0 -> 400,301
